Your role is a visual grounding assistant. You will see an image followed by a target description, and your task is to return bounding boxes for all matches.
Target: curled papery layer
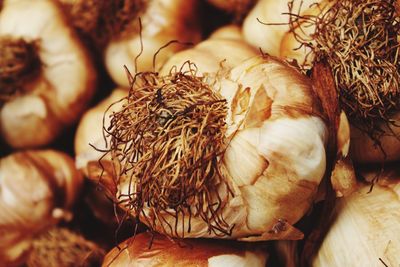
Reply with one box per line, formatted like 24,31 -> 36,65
102,232 -> 268,267
0,0 -> 96,148
312,173 -> 400,267
104,0 -> 202,87
0,150 -> 83,266
102,54 -> 327,241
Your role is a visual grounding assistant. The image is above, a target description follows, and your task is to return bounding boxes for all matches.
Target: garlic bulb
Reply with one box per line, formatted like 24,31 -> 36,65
0,0 -> 96,148
104,0 -> 202,87
100,55 -> 328,241
102,232 -> 268,267
312,178 -> 400,266
0,150 -> 83,267
161,25 -> 258,75
75,88 -> 127,176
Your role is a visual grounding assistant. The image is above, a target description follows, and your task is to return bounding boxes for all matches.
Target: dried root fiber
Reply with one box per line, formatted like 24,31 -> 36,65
27,227 -> 105,267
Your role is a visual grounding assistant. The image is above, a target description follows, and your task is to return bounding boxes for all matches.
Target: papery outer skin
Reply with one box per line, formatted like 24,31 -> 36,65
102,232 -> 268,267
312,182 -> 400,267
161,25 -> 259,75
0,150 -> 83,266
117,55 -> 328,240
0,0 -> 96,148
104,0 -> 201,87
75,89 -> 127,174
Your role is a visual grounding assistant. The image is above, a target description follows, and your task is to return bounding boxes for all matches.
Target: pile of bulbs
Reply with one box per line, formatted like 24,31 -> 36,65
1,0 -> 399,266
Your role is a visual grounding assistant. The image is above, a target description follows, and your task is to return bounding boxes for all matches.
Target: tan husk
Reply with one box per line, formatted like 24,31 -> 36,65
59,0 -> 146,47
27,227 -> 105,267
310,61 -> 356,197
0,37 -> 41,99
98,54 -> 328,241
0,150 -> 83,267
0,0 -> 96,148
297,59 -> 356,266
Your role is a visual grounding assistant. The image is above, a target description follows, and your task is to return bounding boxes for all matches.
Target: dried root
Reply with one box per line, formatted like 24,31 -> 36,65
27,227 -> 105,267
0,37 -> 41,101
100,63 -> 233,237
61,0 -> 146,47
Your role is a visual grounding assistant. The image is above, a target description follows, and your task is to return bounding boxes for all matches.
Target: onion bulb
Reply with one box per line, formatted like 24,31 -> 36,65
102,232 -> 268,267
97,54 -> 328,241
0,0 -> 96,148
0,150 -> 83,266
